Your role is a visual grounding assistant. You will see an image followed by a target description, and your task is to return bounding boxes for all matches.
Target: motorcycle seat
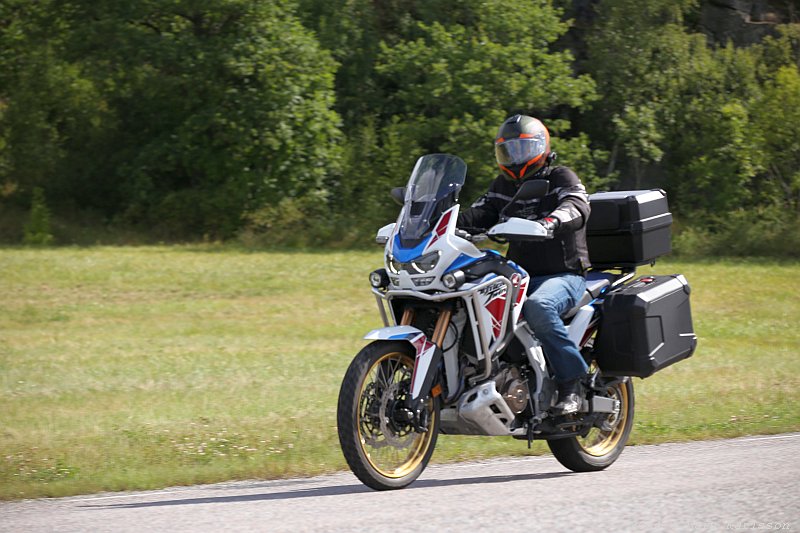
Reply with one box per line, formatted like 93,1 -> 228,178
561,272 -> 614,319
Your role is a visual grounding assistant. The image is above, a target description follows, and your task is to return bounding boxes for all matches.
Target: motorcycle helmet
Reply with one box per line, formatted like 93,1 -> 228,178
494,114 -> 551,181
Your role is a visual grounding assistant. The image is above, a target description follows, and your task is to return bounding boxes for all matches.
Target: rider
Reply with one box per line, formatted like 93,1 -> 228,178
457,114 -> 591,414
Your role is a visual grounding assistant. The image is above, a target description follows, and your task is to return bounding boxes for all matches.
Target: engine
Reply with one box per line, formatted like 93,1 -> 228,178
438,363 -> 531,437
493,365 -> 529,414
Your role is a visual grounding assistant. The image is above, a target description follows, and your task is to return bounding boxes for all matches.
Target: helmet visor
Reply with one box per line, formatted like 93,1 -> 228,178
495,135 -> 547,167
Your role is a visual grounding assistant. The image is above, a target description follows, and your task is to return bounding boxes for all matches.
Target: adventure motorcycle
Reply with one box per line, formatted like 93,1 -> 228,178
337,154 -> 696,490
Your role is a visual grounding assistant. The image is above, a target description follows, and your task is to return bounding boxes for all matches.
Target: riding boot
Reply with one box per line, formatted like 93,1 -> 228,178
552,379 -> 582,415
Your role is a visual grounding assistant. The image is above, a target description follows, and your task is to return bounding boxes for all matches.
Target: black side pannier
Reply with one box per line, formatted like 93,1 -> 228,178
587,189 -> 672,268
593,275 -> 697,378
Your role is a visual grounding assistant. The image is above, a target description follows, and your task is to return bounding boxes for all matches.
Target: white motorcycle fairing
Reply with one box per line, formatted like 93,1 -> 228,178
385,204 -> 483,292
364,326 -> 439,400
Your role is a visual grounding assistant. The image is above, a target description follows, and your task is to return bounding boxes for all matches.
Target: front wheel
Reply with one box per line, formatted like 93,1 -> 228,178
337,341 -> 439,490
547,377 -> 635,472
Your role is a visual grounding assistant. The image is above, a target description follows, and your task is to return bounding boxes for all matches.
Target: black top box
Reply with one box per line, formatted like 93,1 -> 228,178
587,189 -> 673,268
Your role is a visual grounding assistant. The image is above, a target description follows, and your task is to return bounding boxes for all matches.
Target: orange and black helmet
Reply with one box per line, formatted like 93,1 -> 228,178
495,114 -> 551,181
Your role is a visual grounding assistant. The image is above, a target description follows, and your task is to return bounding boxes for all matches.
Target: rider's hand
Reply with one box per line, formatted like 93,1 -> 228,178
537,217 -> 559,237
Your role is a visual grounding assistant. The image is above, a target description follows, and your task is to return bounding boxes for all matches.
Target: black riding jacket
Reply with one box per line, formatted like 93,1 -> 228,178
457,166 -> 591,276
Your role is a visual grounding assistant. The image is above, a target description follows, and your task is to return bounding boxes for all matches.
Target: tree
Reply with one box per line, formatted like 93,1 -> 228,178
371,0 -> 597,201
585,0 -> 697,186
0,0 -> 111,209
751,64 -> 800,214
301,0 -> 602,239
1,0 -> 343,239
585,0 -> 763,214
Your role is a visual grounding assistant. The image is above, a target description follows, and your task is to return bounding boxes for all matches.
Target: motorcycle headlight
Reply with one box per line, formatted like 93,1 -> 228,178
442,270 -> 466,289
369,269 -> 390,289
410,251 -> 441,274
387,255 -> 402,274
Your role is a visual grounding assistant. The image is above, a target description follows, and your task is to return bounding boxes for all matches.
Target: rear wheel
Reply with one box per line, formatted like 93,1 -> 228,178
547,378 -> 634,472
337,341 -> 439,490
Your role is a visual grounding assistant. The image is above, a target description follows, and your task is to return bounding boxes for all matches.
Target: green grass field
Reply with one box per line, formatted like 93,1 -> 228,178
1,247 -> 799,500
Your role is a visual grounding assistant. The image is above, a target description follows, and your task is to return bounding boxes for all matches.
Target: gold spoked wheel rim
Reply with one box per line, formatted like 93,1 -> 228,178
356,351 -> 436,478
577,380 -> 629,457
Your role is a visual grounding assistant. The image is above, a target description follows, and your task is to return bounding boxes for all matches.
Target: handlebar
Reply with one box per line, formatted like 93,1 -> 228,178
455,227 -> 488,243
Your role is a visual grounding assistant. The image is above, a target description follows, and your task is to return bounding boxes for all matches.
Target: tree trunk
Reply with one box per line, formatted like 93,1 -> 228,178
606,139 -> 620,177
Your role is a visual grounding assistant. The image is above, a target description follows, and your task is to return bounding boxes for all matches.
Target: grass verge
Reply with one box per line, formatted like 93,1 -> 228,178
1,247 -> 798,499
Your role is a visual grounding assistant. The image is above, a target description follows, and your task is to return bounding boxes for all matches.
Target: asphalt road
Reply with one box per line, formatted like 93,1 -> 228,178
3,433 -> 799,533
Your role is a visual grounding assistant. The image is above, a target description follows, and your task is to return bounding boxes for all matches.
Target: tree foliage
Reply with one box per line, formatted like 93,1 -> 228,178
313,0 -> 600,238
584,0 -> 798,223
1,0 -> 798,253
23,187 -> 54,246
752,64 -> 800,214
2,0 -> 341,239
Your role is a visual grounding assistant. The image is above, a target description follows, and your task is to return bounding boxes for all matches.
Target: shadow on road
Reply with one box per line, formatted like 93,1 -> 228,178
82,471 -> 573,510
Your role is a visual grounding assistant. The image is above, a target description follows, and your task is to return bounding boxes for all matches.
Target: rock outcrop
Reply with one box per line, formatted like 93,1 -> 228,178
700,0 -> 796,46
562,0 -> 797,49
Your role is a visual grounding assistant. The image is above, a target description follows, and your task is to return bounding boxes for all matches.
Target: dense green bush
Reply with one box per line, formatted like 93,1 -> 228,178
22,187 -> 53,246
673,209 -> 800,258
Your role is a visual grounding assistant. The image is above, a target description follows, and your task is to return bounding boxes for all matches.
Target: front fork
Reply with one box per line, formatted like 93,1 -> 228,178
401,307 -> 452,432
362,306 -> 454,433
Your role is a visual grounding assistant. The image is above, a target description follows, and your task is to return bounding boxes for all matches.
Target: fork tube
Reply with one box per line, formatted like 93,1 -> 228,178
400,307 -> 415,326
431,309 -> 453,348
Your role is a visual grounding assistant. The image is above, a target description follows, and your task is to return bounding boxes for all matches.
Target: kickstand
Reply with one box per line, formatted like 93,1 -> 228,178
526,422 -> 534,449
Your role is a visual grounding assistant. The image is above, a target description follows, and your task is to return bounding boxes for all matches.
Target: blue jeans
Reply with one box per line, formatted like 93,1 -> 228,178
522,273 -> 589,384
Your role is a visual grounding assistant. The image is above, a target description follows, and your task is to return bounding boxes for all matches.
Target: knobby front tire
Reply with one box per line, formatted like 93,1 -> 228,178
547,378 -> 635,472
337,341 -> 439,490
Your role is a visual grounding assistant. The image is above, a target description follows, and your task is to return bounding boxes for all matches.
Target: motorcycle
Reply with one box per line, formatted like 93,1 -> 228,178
337,153 -> 696,490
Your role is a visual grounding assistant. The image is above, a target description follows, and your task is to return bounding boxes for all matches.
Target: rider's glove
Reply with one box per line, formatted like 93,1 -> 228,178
455,228 -> 472,240
537,217 -> 559,238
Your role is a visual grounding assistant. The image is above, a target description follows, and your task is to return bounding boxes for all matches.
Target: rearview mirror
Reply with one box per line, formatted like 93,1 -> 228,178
390,187 -> 406,206
513,179 -> 549,202
498,179 -> 550,222
376,223 -> 396,245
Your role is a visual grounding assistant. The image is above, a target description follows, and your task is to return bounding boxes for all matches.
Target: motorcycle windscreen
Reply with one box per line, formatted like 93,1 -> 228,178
398,154 -> 467,246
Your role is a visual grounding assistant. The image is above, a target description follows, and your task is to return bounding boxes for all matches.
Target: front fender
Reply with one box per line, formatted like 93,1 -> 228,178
364,325 -> 425,341
363,326 -> 440,401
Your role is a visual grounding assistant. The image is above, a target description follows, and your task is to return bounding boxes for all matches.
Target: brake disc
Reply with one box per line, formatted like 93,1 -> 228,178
378,382 -> 416,448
